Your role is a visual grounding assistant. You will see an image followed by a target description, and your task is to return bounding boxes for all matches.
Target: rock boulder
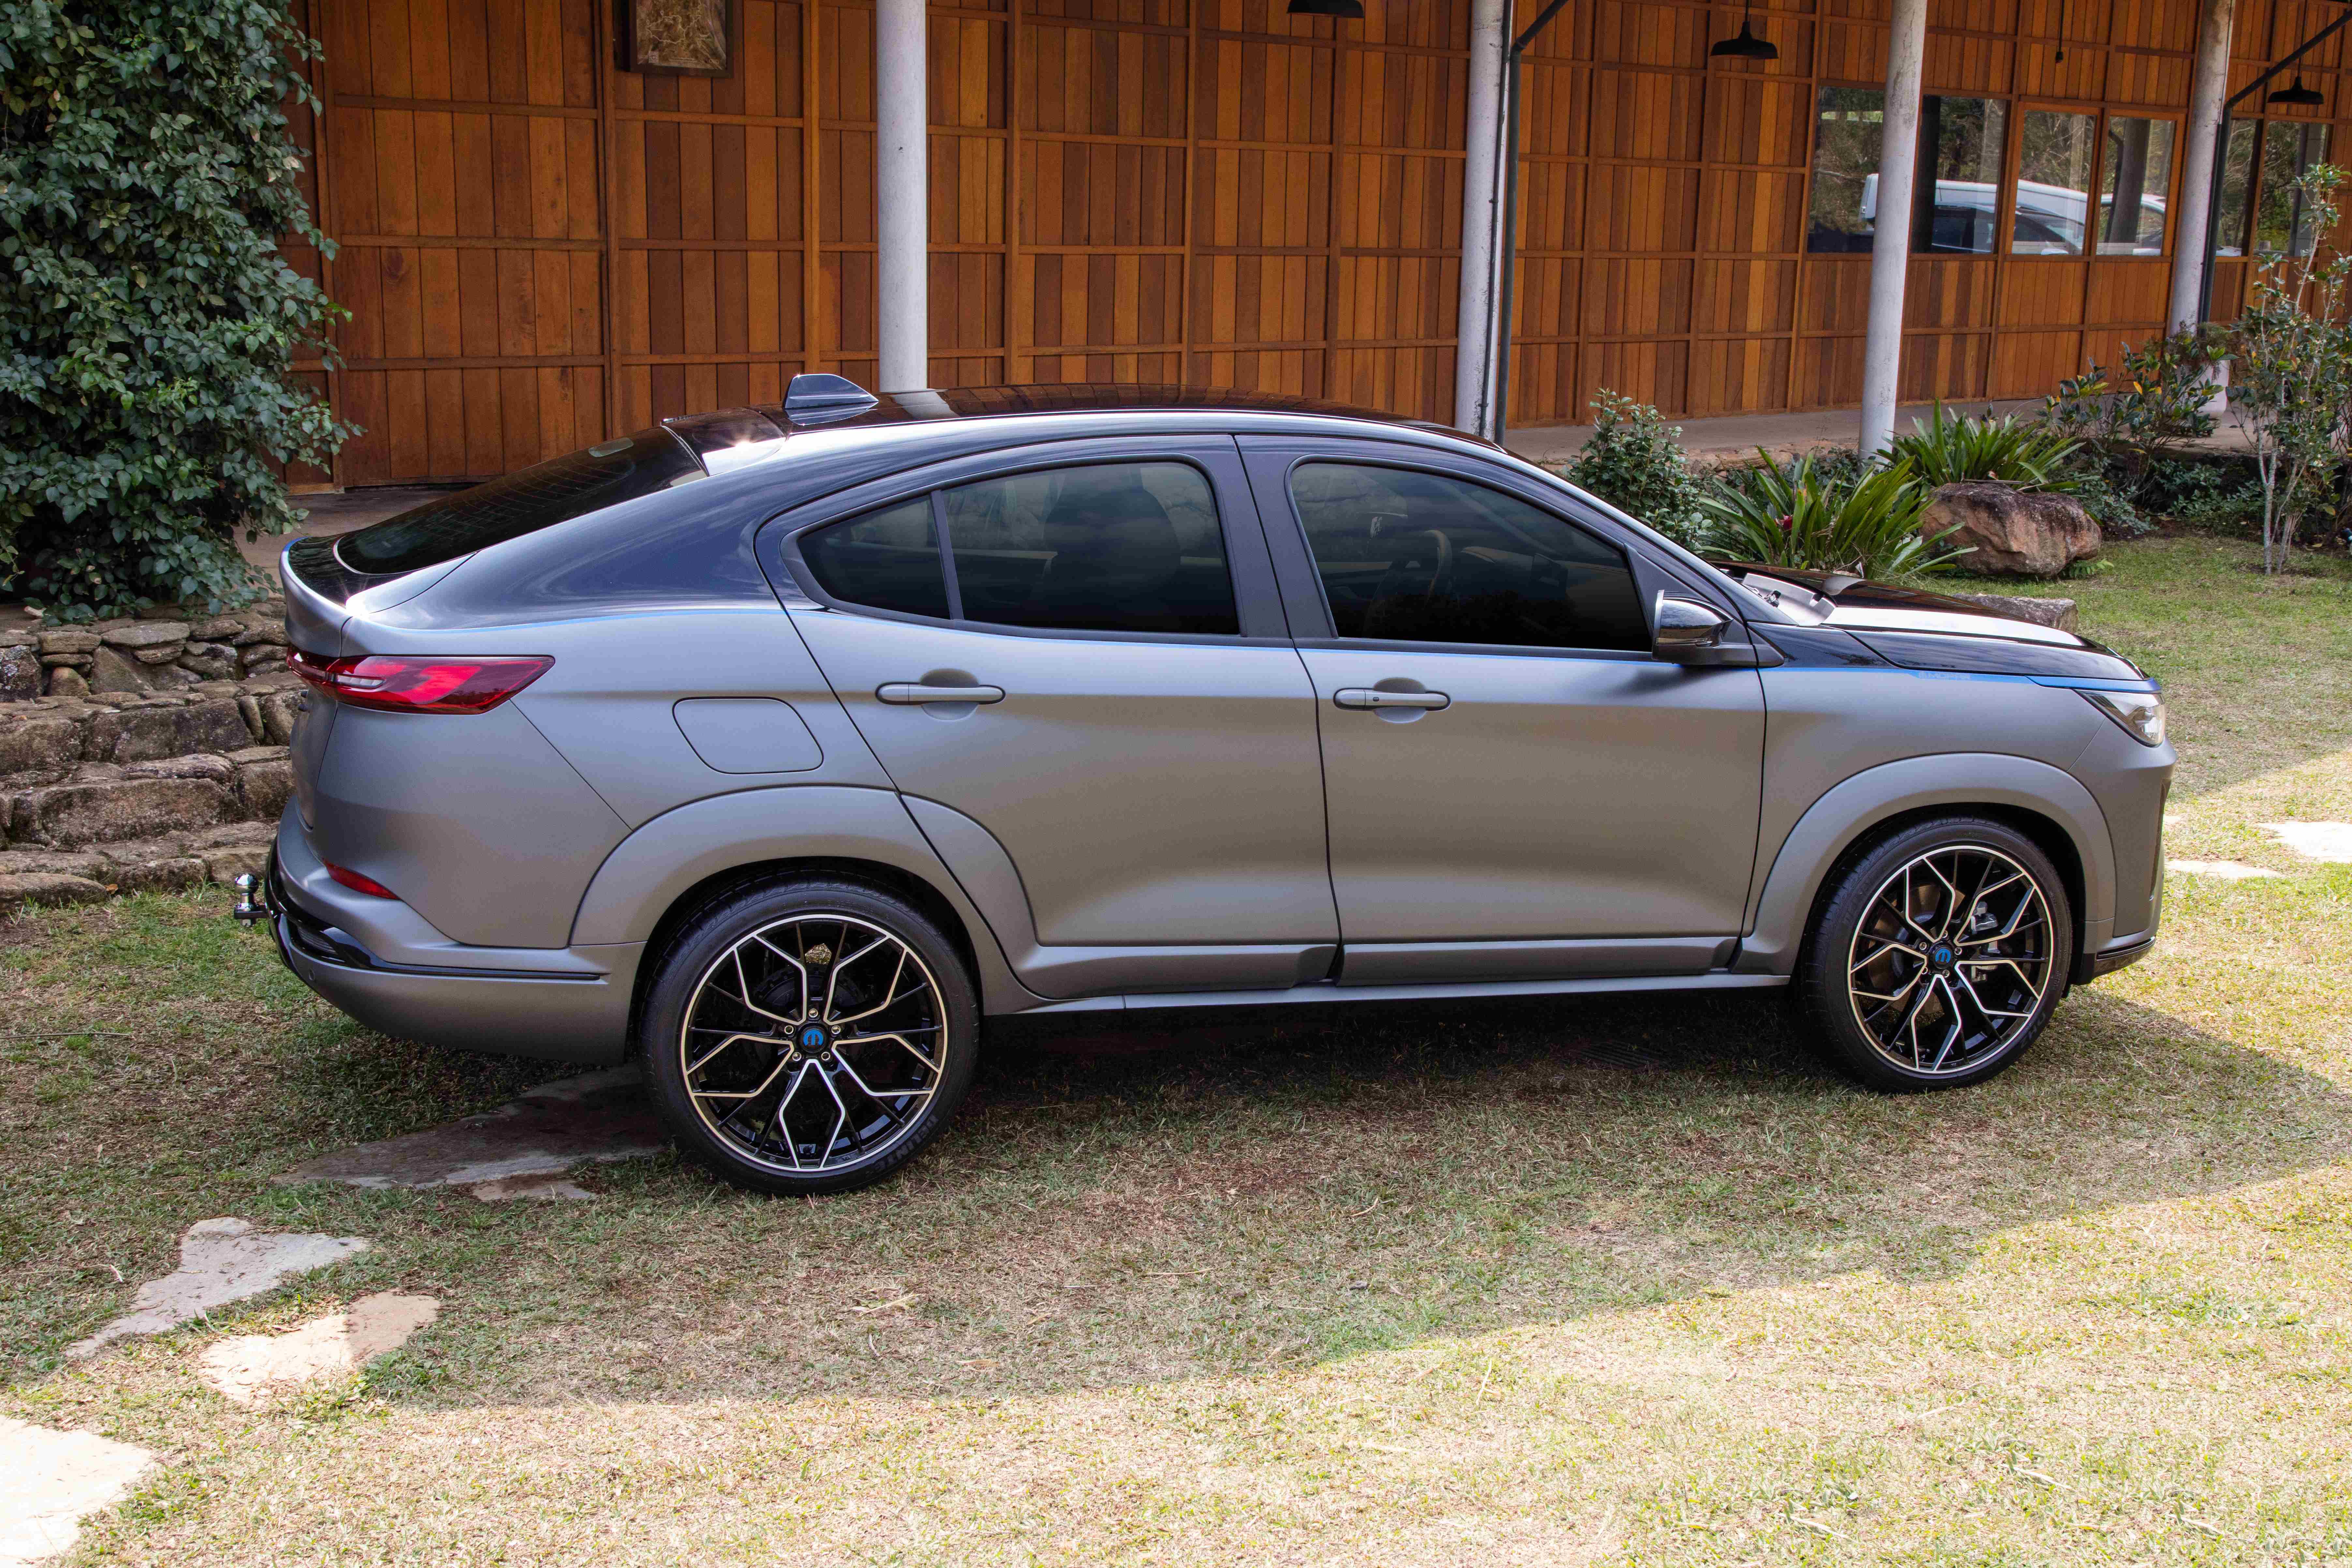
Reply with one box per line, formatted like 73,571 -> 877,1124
1920,483 -> 2100,578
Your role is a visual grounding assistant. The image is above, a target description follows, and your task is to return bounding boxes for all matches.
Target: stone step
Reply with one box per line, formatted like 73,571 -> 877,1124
5,750 -> 290,851
0,822 -> 275,912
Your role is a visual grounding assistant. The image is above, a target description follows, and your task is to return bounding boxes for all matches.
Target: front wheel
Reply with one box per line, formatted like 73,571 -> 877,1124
640,878 -> 979,1194
1796,817 -> 2072,1092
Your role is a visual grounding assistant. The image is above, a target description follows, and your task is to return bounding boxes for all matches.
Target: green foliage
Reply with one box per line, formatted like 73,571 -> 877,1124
2141,455 -> 2264,532
1561,390 -> 1706,547
1695,452 -> 1965,580
1884,402 -> 2084,491
2063,465 -> 2149,539
2040,329 -> 2223,486
2229,164 -> 2352,573
0,0 -> 350,620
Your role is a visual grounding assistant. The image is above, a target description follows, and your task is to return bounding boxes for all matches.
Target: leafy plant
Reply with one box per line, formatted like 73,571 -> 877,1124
1696,452 -> 1966,580
2141,455 -> 2264,531
2040,328 -> 2224,494
1561,390 -> 1706,547
1885,403 -> 2083,491
2229,164 -> 2352,573
0,0 -> 350,620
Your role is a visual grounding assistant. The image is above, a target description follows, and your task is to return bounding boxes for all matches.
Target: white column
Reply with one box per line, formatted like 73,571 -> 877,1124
1858,0 -> 1928,461
1452,0 -> 1510,438
2170,0 -> 2237,331
875,0 -> 929,393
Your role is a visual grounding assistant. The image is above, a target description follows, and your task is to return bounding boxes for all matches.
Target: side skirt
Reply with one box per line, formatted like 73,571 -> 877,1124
1006,971 -> 1788,1015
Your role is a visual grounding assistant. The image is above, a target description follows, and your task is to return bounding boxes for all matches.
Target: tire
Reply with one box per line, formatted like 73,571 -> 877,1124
639,877 -> 979,1195
1795,816 -> 2073,1093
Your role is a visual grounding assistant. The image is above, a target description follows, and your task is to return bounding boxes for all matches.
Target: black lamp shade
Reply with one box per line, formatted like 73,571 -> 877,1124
1711,20 -> 1779,59
2268,75 -> 2326,107
1287,0 -> 1364,15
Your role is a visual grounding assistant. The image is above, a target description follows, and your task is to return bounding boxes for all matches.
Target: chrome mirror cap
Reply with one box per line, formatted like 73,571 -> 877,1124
1654,593 -> 1731,658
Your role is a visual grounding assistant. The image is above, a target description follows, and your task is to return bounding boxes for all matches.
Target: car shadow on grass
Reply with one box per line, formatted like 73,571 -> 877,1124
342,979 -> 2352,1412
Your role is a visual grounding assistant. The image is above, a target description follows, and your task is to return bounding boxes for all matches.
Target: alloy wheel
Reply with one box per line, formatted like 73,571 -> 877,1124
1845,844 -> 2054,1077
678,913 -> 947,1175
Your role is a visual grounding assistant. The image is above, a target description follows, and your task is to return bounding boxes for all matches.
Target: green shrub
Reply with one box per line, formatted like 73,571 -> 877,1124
0,0 -> 349,620
1884,403 -> 2083,491
1696,452 -> 1965,580
2141,455 -> 2264,531
1560,390 -> 1706,547
2039,327 -> 2222,488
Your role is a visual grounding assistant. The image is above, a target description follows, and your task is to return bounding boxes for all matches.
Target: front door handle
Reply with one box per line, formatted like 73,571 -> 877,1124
1334,687 -> 1450,711
878,682 -> 1006,705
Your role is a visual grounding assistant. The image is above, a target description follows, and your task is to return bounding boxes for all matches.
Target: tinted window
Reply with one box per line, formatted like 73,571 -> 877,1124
1290,463 -> 1649,652
800,498 -> 950,619
940,462 -> 1239,635
334,429 -> 702,575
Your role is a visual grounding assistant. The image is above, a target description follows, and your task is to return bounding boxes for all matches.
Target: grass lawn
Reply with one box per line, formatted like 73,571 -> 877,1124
5,533 -> 2352,1565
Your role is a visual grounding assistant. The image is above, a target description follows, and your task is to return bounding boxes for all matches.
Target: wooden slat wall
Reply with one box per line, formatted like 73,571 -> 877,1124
307,0 -> 2350,478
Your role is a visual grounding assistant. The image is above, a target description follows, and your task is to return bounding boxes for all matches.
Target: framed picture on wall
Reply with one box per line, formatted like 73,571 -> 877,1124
622,0 -> 733,77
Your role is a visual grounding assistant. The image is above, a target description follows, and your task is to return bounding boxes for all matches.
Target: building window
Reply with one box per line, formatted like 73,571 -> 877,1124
2256,122 -> 2334,254
2097,117 -> 2176,254
1808,87 -> 1885,254
2013,109 -> 2099,255
1914,97 -> 2008,253
2215,120 -> 2260,256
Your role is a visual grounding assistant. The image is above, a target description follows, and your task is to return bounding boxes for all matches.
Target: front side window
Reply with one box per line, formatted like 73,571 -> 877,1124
1916,96 -> 2008,254
2014,109 -> 2098,254
2098,116 -> 2176,254
1289,464 -> 1650,653
797,462 -> 1240,636
1808,87 -> 1885,254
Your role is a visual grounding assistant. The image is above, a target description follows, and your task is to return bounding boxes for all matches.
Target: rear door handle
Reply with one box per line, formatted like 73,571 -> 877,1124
1334,687 -> 1450,711
877,682 -> 1006,705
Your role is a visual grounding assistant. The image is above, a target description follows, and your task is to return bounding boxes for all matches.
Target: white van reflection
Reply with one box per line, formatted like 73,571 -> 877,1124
1838,174 -> 2166,256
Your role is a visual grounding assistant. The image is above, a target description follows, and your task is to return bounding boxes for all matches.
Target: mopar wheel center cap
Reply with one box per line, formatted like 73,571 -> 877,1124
799,1023 -> 830,1053
1930,944 -> 1955,972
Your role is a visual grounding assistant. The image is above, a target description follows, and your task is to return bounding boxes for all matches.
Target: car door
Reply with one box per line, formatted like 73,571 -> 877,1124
770,437 -> 1338,995
1240,438 -> 1767,985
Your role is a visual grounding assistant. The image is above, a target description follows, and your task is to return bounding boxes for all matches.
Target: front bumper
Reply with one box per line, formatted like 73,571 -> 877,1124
243,821 -> 639,1066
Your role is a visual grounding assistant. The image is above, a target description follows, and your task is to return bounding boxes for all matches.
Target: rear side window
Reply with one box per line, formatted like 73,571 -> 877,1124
798,498 -> 949,620
333,430 -> 702,576
795,461 -> 1241,637
1289,463 -> 1650,652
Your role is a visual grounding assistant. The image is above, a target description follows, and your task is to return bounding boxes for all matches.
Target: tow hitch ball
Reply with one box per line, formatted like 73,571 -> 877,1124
231,873 -> 271,925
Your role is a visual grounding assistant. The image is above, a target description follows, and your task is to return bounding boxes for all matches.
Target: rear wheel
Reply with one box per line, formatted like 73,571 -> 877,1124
640,878 -> 978,1194
1796,817 -> 2071,1092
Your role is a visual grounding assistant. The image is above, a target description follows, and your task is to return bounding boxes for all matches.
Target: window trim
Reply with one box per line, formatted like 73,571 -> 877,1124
1263,451 -> 1665,663
765,441 -> 1294,648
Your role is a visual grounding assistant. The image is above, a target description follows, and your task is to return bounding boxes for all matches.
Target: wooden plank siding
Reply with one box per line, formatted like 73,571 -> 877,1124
305,0 -> 2352,479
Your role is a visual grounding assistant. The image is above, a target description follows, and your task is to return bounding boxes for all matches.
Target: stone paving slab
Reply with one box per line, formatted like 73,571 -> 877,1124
2168,859 -> 2284,881
197,1293 -> 440,1409
276,1067 -> 665,1194
0,1417 -> 155,1566
67,1219 -> 370,1359
2261,822 -> 2352,863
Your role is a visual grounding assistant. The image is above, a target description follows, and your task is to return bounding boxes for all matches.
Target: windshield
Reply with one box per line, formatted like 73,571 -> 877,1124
333,429 -> 704,577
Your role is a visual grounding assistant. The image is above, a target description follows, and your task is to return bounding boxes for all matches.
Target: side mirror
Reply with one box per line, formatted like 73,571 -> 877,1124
1653,594 -> 1731,662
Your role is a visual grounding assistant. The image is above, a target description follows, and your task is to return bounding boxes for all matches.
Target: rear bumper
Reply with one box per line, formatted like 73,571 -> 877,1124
255,818 -> 638,1066
2078,930 -> 2156,983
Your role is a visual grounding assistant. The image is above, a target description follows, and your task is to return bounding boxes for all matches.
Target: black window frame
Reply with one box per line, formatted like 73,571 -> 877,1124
1250,444 -> 1713,665
763,438 -> 1295,647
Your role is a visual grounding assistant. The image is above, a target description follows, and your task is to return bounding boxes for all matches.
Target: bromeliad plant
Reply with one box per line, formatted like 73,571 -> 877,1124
1695,453 -> 1968,581
0,0 -> 350,620
1884,403 -> 2084,491
2229,165 -> 2351,574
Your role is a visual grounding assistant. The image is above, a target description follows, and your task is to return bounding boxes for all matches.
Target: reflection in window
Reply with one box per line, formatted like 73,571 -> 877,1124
2098,117 -> 2175,254
2013,109 -> 2098,254
2215,119 -> 2260,256
1914,97 -> 2008,253
1808,87 -> 1884,253
2256,122 -> 2333,255
800,499 -> 950,620
1288,465 -> 1650,653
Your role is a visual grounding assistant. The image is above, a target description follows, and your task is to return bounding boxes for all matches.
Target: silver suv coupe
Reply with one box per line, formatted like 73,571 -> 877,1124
241,380 -> 2173,1194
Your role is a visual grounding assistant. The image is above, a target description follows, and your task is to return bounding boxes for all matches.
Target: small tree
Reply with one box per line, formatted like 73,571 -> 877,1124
0,0 -> 349,620
2230,165 -> 2351,574
1561,390 -> 1707,547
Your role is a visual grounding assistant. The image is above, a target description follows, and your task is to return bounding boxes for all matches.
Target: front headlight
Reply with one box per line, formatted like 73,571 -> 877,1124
2080,687 -> 2166,746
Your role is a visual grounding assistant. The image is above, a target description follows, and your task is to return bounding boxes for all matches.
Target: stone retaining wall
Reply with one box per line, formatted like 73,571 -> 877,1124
0,602 -> 295,912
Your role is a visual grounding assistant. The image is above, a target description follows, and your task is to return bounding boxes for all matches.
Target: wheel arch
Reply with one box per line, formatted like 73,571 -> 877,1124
1739,754 -> 2112,977
568,785 -> 1039,1017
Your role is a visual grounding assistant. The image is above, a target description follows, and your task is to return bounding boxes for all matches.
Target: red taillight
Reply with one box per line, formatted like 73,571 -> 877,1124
324,861 -> 398,899
286,649 -> 551,714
